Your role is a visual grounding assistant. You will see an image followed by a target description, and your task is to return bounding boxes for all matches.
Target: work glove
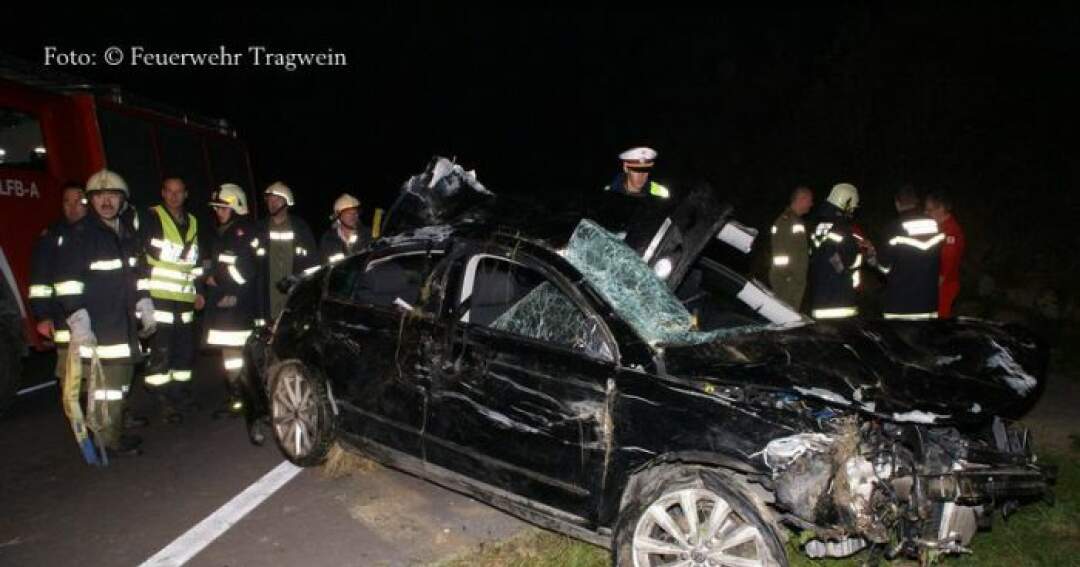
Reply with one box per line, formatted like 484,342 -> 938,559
136,297 -> 157,338
67,309 -> 96,346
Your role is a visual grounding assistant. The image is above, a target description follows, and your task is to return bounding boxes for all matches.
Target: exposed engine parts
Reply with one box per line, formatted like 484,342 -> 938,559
760,416 -> 1050,561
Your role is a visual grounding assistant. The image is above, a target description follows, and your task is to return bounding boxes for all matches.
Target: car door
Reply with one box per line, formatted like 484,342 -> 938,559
423,250 -> 618,519
319,249 -> 443,456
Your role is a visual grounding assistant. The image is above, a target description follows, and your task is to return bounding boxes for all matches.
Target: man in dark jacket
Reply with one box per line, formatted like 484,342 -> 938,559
259,182 -> 318,321
55,170 -> 155,457
28,183 -> 86,378
874,185 -> 943,319
202,183 -> 261,420
319,193 -> 370,265
809,183 -> 863,320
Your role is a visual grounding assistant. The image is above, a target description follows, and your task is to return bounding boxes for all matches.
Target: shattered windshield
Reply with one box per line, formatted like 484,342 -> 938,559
563,220 -> 757,347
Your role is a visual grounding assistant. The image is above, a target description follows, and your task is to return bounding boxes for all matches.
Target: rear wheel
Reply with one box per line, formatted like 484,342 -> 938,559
613,465 -> 787,567
269,361 -> 335,466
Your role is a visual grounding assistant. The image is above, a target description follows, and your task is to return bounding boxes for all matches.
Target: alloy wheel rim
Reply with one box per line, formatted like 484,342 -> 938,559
272,368 -> 317,458
632,487 -> 770,567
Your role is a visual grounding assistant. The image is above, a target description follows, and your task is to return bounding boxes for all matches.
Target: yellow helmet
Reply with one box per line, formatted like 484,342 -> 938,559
210,183 -> 249,215
332,193 -> 361,219
264,181 -> 295,206
85,169 -> 129,196
827,183 -> 859,212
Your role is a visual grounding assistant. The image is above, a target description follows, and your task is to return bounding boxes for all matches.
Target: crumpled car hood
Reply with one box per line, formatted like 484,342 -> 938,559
663,317 -> 1047,423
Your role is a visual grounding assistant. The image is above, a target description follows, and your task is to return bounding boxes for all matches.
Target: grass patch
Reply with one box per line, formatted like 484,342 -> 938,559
320,443 -> 378,479
445,454 -> 1079,566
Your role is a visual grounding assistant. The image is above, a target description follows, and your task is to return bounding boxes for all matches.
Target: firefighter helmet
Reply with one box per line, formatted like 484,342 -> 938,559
85,169 -> 129,196
210,183 -> 249,215
331,193 -> 361,219
827,183 -> 859,212
264,181 -> 295,207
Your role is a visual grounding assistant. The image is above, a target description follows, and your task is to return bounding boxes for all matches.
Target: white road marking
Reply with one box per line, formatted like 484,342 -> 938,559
139,461 -> 302,567
16,381 -> 56,396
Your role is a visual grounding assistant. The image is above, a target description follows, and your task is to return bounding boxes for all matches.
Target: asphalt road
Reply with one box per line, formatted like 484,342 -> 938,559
0,353 -> 525,567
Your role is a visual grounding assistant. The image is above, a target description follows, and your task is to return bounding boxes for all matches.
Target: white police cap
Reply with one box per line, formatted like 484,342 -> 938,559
619,146 -> 658,167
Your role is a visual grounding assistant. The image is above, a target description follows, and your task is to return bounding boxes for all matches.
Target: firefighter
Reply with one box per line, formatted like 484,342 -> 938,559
259,181 -> 318,321
599,147 -> 675,251
203,184 -> 260,419
768,186 -> 813,310
872,186 -> 943,319
809,183 -> 863,320
28,183 -> 87,379
54,170 -> 155,458
925,191 -> 965,318
319,193 -> 369,265
140,177 -> 201,423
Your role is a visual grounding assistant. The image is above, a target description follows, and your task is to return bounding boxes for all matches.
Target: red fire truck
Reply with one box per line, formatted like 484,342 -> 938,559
0,56 -> 256,414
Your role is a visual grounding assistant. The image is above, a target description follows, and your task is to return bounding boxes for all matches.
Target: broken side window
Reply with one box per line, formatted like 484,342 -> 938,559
460,255 -> 612,360
327,251 -> 442,308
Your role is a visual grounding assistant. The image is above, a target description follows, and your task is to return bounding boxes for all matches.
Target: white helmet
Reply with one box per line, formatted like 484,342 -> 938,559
85,169 -> 129,196
827,183 -> 859,212
210,183 -> 249,215
264,181 -> 295,207
332,193 -> 361,219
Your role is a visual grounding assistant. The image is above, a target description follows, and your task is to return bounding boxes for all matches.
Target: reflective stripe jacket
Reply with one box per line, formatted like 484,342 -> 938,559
877,210 -> 942,318
203,218 -> 261,347
54,214 -> 148,363
768,208 -> 809,298
256,214 -> 318,319
318,223 -> 370,265
29,221 -> 73,344
141,205 -> 200,303
808,203 -> 861,318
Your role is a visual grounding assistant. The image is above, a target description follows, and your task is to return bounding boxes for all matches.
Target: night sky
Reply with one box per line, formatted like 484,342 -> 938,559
6,5 -> 1078,285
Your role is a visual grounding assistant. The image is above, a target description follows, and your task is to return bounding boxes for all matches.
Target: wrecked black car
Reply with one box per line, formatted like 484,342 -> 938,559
245,159 -> 1053,566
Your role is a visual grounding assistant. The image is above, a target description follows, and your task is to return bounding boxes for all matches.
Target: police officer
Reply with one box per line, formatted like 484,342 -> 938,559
809,183 -> 863,320
203,184 -> 260,419
259,182 -> 318,321
319,193 -> 370,265
872,185 -> 943,319
28,183 -> 87,379
600,147 -> 674,251
141,177 -> 201,423
769,186 -> 813,310
54,170 -> 155,457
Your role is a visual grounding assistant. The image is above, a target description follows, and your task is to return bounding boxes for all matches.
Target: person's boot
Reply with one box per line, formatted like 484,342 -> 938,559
106,434 -> 143,458
247,416 -> 269,446
163,406 -> 184,425
123,410 -> 149,429
211,399 -> 243,419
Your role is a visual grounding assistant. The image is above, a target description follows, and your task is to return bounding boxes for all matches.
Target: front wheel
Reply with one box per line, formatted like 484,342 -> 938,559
613,465 -> 787,567
269,361 -> 335,466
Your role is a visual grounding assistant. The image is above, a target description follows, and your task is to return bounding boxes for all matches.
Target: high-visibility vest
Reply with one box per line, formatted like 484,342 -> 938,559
145,206 -> 200,303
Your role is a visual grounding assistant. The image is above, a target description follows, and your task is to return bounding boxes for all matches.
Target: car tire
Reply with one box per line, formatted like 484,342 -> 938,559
613,465 -> 787,567
269,360 -> 335,466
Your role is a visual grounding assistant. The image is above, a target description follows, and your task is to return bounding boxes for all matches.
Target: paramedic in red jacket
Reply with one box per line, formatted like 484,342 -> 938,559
925,191 -> 965,318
